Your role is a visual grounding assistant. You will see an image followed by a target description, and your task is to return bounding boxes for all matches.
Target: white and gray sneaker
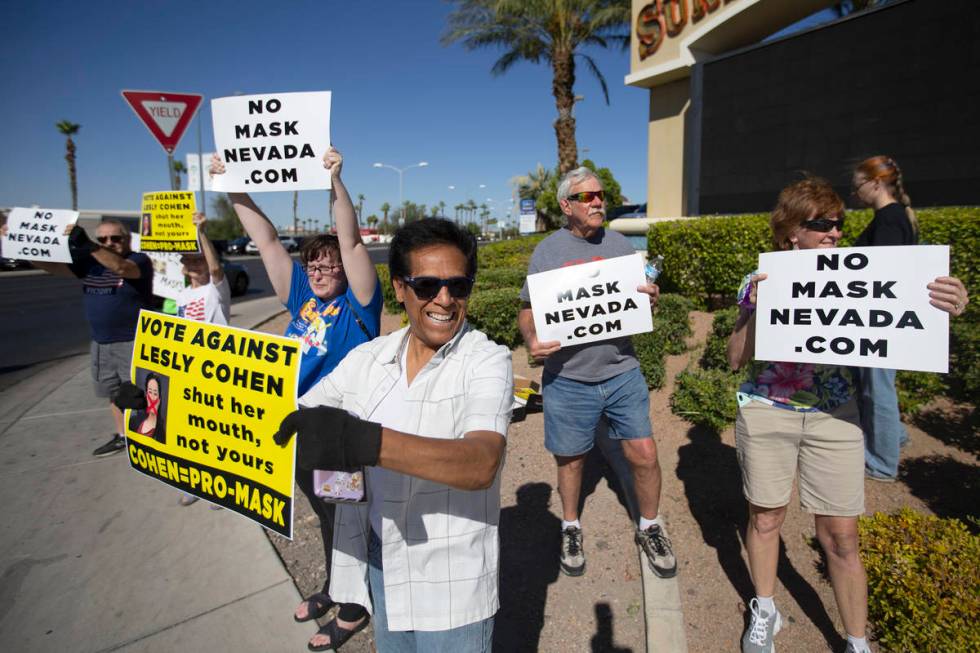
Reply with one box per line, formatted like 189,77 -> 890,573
635,523 -> 677,578
742,598 -> 782,653
559,526 -> 585,576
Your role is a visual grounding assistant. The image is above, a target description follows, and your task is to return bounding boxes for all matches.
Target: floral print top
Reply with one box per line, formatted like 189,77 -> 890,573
736,272 -> 855,412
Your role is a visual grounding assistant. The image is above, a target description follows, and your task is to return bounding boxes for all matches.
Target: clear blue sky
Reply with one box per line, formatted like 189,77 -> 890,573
1,1 -> 841,229
0,0 -> 656,229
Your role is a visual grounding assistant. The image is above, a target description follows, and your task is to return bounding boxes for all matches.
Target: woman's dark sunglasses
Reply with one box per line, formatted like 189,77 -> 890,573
401,275 -> 475,300
96,235 -> 126,244
802,217 -> 845,233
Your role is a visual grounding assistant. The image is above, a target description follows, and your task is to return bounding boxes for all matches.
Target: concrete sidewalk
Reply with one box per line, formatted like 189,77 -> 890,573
0,297 -> 310,652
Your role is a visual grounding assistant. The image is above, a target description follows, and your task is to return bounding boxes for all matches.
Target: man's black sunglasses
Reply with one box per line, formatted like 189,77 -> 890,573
802,217 -> 845,233
97,235 -> 126,244
401,275 -> 475,300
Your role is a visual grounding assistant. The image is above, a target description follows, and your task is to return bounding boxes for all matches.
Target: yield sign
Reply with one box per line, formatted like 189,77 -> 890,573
121,90 -> 203,154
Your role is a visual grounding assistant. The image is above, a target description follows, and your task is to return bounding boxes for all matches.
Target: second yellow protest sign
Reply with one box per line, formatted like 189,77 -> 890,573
139,191 -> 199,252
126,311 -> 300,537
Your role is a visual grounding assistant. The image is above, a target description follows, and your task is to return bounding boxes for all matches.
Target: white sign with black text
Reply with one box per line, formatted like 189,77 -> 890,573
1,207 -> 77,263
211,91 -> 331,193
148,252 -> 186,301
755,246 -> 949,372
528,254 -> 653,347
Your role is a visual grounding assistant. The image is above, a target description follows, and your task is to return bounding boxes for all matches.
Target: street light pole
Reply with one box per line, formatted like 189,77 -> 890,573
373,161 -> 428,225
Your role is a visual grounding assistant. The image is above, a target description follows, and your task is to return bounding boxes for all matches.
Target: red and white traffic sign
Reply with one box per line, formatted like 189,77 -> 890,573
121,90 -> 203,154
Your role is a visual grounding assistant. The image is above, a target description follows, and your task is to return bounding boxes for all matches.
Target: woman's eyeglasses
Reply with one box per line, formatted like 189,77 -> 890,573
567,190 -> 604,203
802,217 -> 845,233
96,235 -> 126,244
306,263 -> 343,276
401,275 -> 475,300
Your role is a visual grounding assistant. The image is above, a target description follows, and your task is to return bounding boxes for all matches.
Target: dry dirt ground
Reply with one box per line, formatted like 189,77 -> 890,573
258,308 -> 978,653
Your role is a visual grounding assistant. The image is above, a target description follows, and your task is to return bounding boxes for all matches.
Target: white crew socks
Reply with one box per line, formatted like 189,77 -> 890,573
638,514 -> 664,531
755,595 -> 776,614
561,519 -> 581,531
846,634 -> 870,653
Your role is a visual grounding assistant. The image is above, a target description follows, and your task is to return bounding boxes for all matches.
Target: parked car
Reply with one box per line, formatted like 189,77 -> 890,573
222,258 -> 250,296
279,236 -> 299,252
1,256 -> 30,271
226,237 -> 250,255
613,203 -> 648,220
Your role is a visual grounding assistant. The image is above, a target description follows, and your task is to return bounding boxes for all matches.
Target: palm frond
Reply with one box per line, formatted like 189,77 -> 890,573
576,53 -> 610,104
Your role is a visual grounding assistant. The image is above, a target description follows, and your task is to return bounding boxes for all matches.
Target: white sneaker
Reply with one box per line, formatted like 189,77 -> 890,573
741,598 -> 782,653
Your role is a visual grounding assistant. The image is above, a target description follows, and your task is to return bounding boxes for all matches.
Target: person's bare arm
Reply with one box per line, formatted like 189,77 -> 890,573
727,273 -> 766,370
30,261 -> 75,277
193,213 -> 224,284
325,148 -> 377,306
377,429 -> 505,491
91,246 -> 141,278
518,304 -> 561,361
210,154 -> 293,302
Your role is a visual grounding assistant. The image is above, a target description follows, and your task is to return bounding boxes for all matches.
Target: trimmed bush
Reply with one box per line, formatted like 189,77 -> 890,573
654,294 -> 694,355
466,288 -> 523,348
477,233 -> 549,271
671,367 -> 741,432
700,307 -> 739,371
895,370 -> 946,415
633,330 -> 667,390
474,267 -> 526,293
648,207 -> 979,303
859,508 -> 980,652
374,264 -> 402,313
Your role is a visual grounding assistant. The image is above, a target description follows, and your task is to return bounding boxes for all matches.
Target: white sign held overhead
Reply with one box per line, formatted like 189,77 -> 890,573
211,91 -> 331,193
527,254 -> 653,347
185,153 -> 215,192
755,246 -> 950,373
1,207 -> 77,263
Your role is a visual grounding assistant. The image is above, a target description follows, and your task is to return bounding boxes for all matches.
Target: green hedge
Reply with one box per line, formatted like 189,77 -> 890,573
477,233 -> 548,271
700,306 -> 739,371
466,288 -> 523,348
648,207 -> 979,302
671,367 -> 741,432
474,267 -> 526,293
860,508 -> 980,652
374,264 -> 402,313
632,293 -> 693,390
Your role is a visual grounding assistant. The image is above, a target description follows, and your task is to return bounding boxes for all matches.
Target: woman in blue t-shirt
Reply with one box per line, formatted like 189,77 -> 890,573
213,147 -> 381,652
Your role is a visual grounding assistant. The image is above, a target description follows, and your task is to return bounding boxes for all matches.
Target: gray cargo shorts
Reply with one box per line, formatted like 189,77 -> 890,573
90,340 -> 134,398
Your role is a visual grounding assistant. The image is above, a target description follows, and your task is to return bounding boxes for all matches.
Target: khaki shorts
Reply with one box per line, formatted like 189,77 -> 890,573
735,399 -> 864,516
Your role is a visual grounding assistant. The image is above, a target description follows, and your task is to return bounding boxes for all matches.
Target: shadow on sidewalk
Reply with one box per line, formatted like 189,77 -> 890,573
676,424 -> 842,650
496,482 -> 560,653
900,454 -> 980,533
589,602 -> 633,653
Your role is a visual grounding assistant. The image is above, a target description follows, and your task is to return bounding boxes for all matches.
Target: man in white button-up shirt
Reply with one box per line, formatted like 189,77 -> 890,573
277,219 -> 513,652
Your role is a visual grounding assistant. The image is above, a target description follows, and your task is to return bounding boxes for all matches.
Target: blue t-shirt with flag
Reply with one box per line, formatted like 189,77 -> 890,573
283,260 -> 382,394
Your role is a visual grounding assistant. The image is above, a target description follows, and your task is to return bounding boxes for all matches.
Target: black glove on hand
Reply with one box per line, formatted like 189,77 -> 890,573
273,406 -> 382,472
112,382 -> 147,410
68,225 -> 99,256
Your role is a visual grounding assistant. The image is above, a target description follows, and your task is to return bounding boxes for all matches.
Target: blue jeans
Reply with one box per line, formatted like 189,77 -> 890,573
367,531 -> 494,653
858,367 -> 908,479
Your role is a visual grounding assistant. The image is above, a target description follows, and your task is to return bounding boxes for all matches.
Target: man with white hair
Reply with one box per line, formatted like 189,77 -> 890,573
517,167 -> 676,579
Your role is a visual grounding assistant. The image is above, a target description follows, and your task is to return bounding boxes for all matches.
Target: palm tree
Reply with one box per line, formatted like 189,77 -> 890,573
292,191 -> 299,234
438,200 -> 447,218
466,199 -> 478,224
56,120 -> 81,209
172,160 -> 187,190
380,202 -> 391,230
430,205 -> 439,218
513,163 -> 556,201
357,193 -> 366,225
367,214 -> 378,229
443,0 -> 630,174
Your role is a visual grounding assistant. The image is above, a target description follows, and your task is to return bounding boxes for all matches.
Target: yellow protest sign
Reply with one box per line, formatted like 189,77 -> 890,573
139,191 -> 199,252
126,311 -> 300,537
